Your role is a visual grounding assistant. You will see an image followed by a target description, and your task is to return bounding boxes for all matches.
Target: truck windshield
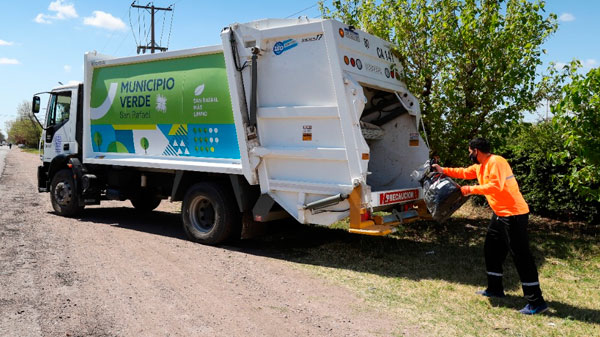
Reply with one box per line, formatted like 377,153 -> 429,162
46,92 -> 72,127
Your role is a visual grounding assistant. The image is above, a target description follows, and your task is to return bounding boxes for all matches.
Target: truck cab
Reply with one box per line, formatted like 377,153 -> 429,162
39,84 -> 82,162
34,83 -> 83,192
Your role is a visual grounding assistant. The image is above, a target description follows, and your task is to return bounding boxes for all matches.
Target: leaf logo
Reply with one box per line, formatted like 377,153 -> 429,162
194,84 -> 205,96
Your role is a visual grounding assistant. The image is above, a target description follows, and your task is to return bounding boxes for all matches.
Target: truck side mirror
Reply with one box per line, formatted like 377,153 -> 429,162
32,96 -> 41,114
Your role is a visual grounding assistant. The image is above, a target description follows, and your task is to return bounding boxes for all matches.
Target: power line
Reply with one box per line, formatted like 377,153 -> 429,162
131,2 -> 174,54
138,3 -> 142,45
285,2 -> 319,19
166,4 -> 175,49
100,7 -> 132,54
113,30 -> 133,55
129,5 -> 139,46
159,9 -> 166,46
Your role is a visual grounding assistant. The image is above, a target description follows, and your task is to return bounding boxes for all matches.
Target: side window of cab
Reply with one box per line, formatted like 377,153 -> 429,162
46,92 -> 72,127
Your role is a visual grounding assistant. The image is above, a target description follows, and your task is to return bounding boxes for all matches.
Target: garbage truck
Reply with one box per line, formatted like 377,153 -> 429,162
33,18 -> 431,245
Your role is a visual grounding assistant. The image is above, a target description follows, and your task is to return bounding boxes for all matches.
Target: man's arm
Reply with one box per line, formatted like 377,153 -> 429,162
432,164 -> 478,180
468,159 -> 507,195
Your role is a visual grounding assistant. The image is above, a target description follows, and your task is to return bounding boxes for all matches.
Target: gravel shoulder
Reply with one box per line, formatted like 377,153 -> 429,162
0,148 -> 393,337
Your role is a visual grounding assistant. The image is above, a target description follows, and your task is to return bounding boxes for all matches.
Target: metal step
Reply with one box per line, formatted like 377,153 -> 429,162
349,224 -> 396,236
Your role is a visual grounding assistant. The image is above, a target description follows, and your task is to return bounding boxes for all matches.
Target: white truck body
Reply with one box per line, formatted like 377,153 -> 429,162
37,18 -> 429,243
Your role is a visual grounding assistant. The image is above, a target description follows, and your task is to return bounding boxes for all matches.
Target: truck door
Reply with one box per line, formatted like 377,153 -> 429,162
42,88 -> 78,162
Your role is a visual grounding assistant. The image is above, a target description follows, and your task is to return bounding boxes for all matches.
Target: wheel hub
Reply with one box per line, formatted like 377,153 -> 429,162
54,181 -> 72,206
189,197 -> 215,233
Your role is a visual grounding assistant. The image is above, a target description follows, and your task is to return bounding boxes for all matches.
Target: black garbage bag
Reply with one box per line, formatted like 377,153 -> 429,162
412,160 -> 470,222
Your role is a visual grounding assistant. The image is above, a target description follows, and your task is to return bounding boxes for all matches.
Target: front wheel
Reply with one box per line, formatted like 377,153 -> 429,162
181,182 -> 240,245
50,169 -> 84,216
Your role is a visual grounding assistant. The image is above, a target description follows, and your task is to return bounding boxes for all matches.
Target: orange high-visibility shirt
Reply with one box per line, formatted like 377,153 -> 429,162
443,155 -> 529,216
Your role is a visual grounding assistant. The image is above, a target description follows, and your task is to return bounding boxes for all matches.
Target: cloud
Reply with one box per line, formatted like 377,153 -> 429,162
553,62 -> 568,70
554,59 -> 598,72
559,13 -> 575,22
0,58 -> 20,65
34,0 -> 78,24
583,59 -> 598,69
49,0 -> 77,19
0,39 -> 14,46
34,14 -> 52,24
83,11 -> 126,31
64,65 -> 72,72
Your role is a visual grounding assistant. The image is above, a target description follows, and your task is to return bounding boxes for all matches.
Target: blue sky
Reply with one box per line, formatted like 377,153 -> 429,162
0,0 -> 598,135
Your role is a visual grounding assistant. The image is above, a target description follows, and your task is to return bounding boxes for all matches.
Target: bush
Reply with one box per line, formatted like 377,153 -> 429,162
551,67 -> 600,201
499,121 -> 599,223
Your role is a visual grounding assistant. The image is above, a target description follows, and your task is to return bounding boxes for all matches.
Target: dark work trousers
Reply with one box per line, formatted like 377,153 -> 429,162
484,213 -> 545,305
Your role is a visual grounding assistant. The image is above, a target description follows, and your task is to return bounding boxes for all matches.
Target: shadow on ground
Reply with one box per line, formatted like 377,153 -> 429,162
55,206 -> 600,325
489,294 -> 600,324
68,207 -> 188,241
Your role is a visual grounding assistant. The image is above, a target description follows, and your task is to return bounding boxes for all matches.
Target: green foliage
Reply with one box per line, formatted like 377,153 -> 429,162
551,67 -> 600,202
321,0 -> 557,165
499,121 -> 599,223
0,130 -> 6,143
6,100 -> 42,147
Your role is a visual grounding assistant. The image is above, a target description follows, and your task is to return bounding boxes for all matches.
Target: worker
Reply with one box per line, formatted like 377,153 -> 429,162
432,137 -> 548,315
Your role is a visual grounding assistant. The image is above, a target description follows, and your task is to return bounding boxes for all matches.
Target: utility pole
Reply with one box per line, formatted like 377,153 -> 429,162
131,2 -> 172,54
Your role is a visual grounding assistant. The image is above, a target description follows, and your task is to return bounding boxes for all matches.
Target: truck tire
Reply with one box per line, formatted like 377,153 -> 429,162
50,169 -> 83,217
181,182 -> 240,245
130,192 -> 162,212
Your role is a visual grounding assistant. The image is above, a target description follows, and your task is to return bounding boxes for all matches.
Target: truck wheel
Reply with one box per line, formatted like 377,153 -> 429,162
50,169 -> 83,217
130,192 -> 162,212
181,182 -> 240,245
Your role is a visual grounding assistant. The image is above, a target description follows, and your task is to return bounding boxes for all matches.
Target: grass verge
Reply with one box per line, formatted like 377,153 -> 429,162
19,147 -> 41,155
242,200 -> 600,336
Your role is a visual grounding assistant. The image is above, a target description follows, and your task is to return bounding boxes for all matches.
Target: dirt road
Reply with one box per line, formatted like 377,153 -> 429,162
0,148 -> 392,337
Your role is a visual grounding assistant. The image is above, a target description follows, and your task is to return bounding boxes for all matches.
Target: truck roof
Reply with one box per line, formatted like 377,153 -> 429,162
52,82 -> 81,91
234,17 -> 323,30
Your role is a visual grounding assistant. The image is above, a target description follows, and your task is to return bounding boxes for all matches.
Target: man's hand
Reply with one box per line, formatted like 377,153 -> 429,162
460,185 -> 472,196
431,164 -> 444,173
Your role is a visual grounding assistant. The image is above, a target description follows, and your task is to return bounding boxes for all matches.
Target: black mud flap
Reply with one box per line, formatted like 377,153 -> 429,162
37,165 -> 49,192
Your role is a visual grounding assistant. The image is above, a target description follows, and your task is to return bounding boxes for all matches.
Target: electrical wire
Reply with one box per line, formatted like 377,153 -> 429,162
142,3 -> 147,47
166,4 -> 174,50
159,9 -> 166,46
129,3 -> 139,46
285,2 -> 319,19
99,6 -> 131,54
113,30 -> 133,55
137,2 -> 142,47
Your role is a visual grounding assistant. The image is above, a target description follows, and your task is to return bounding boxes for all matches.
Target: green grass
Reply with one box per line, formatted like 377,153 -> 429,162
242,201 -> 600,336
19,147 -> 41,155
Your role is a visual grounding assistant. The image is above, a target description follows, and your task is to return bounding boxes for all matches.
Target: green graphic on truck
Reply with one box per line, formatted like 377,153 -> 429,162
90,53 -> 240,159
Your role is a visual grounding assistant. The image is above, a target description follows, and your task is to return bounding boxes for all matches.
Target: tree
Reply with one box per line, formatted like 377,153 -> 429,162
6,100 -> 42,147
321,0 -> 557,165
0,130 -> 6,143
551,66 -> 600,201
140,137 -> 150,154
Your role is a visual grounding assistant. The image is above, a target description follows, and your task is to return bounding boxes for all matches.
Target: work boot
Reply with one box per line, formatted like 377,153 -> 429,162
518,301 -> 549,315
475,289 -> 506,298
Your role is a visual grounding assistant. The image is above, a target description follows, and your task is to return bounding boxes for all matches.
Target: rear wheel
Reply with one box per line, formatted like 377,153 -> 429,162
181,182 -> 240,245
50,169 -> 84,216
